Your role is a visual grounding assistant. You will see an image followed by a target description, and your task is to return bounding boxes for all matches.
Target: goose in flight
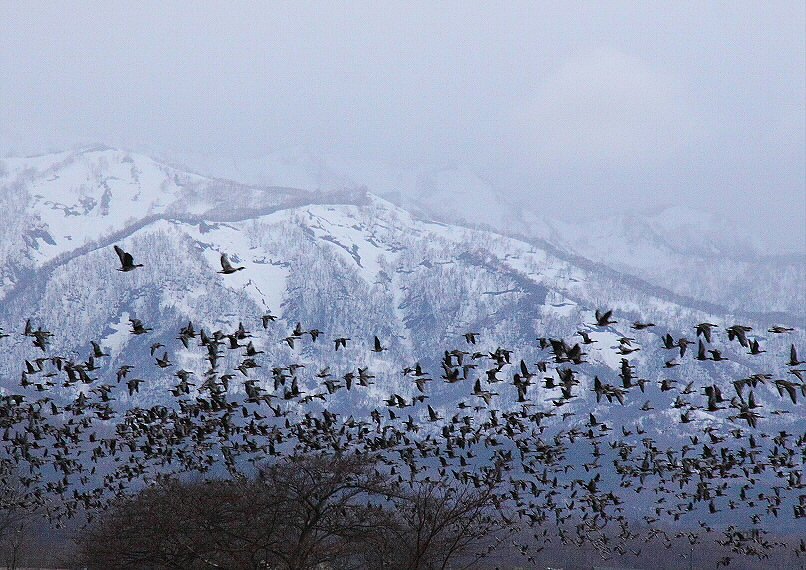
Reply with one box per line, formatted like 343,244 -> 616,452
694,322 -> 718,343
126,378 -> 144,396
129,319 -> 152,335
676,337 -> 694,358
577,331 -> 596,345
90,341 -> 109,358
748,339 -> 765,355
463,332 -> 480,344
594,309 -> 616,327
113,246 -> 143,272
116,365 -> 133,383
155,352 -> 171,368
218,253 -> 244,274
725,324 -> 752,347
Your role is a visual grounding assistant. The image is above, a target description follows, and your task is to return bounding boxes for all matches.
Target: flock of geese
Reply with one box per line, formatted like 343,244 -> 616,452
0,245 -> 803,566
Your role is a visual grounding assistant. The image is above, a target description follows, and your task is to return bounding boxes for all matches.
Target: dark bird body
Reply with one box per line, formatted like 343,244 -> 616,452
113,245 -> 143,271
218,253 -> 244,274
594,309 -> 616,327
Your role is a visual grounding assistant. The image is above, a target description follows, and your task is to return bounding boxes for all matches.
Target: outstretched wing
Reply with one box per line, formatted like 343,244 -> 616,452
114,245 -> 127,266
114,245 -> 138,269
220,253 -> 233,271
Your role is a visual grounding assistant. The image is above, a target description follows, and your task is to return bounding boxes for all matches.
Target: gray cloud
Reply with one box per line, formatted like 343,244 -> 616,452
1,1 -> 803,251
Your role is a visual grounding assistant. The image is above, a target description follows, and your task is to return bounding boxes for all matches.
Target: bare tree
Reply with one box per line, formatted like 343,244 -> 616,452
72,453 -> 507,569
381,478 -> 507,570
0,459 -> 42,570
253,453 -> 394,570
73,454 -> 394,569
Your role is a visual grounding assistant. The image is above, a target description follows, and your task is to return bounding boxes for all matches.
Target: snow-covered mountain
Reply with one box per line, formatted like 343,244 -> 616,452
156,146 -> 805,321
0,147 -> 801,419
518,207 -> 806,321
1,147 -> 805,536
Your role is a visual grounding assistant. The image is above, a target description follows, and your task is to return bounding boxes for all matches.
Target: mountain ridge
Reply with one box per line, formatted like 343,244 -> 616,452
1,147 -> 802,325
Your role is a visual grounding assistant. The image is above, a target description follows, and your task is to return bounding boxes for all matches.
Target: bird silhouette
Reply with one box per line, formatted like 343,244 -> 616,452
113,245 -> 143,271
694,322 -> 718,343
218,253 -> 244,274
463,332 -> 480,344
90,341 -> 109,358
129,319 -> 151,335
594,309 -> 616,326
726,324 -> 752,347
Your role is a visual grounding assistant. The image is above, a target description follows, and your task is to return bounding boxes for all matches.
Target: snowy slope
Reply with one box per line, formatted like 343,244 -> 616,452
0,149 -> 800,401
517,207 -> 806,319
157,146 -> 804,319
0,147 -> 367,299
0,150 -> 801,438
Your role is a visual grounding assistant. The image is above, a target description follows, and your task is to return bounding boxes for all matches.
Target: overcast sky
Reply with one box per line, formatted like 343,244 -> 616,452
1,2 -> 804,251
